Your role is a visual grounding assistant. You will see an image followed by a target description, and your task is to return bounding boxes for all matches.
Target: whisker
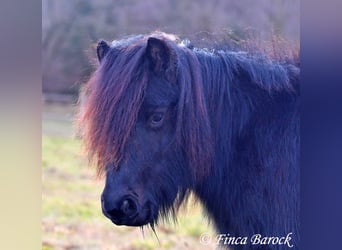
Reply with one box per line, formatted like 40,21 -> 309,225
150,222 -> 160,245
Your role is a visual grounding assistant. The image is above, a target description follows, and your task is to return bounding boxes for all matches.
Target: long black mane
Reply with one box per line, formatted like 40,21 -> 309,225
191,41 -> 299,236
80,32 -> 299,176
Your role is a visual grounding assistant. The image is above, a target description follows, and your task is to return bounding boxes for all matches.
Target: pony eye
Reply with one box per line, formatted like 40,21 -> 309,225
149,112 -> 164,128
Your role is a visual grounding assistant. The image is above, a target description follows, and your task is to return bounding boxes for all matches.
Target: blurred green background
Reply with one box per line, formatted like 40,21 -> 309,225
42,0 -> 299,249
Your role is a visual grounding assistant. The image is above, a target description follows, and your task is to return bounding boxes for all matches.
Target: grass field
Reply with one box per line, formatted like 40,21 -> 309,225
42,102 -> 216,250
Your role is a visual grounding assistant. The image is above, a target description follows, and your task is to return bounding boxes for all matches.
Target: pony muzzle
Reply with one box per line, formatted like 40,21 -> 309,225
101,194 -> 153,226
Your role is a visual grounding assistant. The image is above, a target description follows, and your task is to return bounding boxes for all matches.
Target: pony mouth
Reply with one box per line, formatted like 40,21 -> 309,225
109,203 -> 157,227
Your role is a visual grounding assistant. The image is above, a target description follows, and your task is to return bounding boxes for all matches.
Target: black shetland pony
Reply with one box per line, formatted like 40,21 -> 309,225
79,32 -> 299,250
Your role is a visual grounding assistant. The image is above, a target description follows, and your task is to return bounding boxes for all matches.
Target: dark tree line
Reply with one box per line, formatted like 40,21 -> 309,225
42,0 -> 299,95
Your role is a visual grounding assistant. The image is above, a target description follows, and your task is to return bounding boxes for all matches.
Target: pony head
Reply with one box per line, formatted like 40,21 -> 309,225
79,33 -> 212,227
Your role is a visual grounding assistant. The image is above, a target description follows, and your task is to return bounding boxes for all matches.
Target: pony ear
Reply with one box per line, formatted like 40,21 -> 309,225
146,37 -> 173,74
97,40 -> 110,63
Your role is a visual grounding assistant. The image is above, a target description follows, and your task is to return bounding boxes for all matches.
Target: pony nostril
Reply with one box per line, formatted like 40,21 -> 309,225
120,198 -> 137,217
104,197 -> 138,221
